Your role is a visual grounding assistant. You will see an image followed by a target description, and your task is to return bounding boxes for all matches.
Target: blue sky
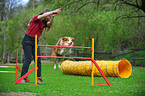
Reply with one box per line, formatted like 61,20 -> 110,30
21,0 -> 29,5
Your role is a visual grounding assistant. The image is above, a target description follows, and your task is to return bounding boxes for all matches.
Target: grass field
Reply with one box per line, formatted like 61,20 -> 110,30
0,62 -> 145,96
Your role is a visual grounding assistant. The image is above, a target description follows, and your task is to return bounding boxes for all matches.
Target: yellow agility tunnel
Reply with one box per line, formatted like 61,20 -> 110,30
60,60 -> 132,78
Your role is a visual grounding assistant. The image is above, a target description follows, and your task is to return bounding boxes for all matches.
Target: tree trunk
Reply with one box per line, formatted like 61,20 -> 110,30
2,20 -> 7,64
7,51 -> 10,64
21,49 -> 23,64
141,0 -> 145,12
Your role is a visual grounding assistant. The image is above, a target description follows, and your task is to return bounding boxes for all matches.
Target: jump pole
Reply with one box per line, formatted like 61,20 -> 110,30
16,48 -> 18,81
35,35 -> 38,85
0,71 -> 16,73
0,66 -> 16,68
91,38 -> 94,86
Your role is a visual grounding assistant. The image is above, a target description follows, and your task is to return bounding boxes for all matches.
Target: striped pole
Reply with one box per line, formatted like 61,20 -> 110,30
0,66 -> 16,68
0,71 -> 16,73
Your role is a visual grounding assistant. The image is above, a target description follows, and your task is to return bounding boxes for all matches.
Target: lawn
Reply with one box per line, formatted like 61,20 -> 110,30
0,62 -> 145,96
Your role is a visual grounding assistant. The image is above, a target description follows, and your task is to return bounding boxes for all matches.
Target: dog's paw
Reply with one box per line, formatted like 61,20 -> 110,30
58,63 -> 60,69
54,64 -> 56,70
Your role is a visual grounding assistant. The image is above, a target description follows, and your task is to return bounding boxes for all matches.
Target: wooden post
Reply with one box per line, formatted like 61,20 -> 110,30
132,48 -> 136,66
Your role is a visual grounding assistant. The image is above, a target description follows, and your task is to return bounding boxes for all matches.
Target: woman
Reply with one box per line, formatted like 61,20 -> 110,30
20,8 -> 61,84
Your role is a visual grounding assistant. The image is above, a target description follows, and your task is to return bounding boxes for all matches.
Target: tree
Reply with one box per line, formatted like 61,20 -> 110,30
118,0 -> 145,13
0,0 -> 21,63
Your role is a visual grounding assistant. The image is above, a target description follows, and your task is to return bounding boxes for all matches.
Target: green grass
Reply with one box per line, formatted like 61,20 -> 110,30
0,63 -> 145,96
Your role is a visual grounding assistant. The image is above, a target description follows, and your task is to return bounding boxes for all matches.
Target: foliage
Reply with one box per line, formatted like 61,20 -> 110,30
0,63 -> 145,95
0,0 -> 145,63
0,20 -> 5,53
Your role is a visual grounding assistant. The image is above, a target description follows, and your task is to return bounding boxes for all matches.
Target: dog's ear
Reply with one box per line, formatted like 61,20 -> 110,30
71,38 -> 75,42
71,38 -> 75,46
62,37 -> 68,41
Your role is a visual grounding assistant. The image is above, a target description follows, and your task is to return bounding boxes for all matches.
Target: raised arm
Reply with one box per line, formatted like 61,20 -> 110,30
37,8 -> 61,19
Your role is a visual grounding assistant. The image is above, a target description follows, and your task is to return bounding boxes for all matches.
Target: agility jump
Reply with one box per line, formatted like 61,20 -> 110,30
35,35 -> 112,86
14,46 -> 36,84
0,49 -> 31,84
0,66 -> 16,73
8,34 -> 132,86
14,35 -> 112,86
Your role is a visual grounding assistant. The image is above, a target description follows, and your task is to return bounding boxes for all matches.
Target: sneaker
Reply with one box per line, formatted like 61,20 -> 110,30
19,79 -> 27,83
37,78 -> 45,85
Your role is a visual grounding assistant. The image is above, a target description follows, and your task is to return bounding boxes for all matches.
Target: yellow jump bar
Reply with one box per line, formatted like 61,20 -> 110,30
0,71 -> 16,73
0,66 -> 16,68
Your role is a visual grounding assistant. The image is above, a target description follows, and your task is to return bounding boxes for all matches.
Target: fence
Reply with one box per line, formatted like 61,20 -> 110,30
112,48 -> 145,66
5,47 -> 145,66
132,48 -> 145,66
